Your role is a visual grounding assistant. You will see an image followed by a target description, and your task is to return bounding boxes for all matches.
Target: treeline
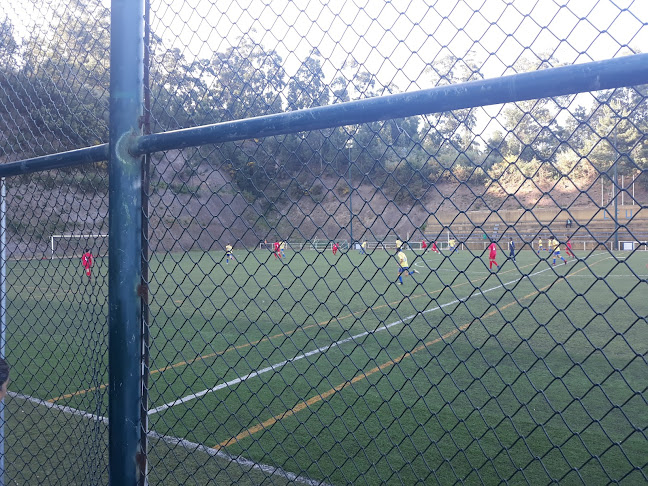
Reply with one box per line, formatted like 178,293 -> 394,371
0,1 -> 646,205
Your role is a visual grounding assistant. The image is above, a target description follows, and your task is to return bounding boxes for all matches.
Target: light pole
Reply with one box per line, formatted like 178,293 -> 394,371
611,115 -> 620,251
347,141 -> 353,247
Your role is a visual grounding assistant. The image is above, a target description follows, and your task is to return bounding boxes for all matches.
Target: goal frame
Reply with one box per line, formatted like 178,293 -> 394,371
617,241 -> 648,251
50,234 -> 109,259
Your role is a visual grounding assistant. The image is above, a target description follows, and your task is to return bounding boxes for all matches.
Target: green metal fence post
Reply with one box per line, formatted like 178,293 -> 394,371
109,1 -> 145,484
0,178 -> 6,486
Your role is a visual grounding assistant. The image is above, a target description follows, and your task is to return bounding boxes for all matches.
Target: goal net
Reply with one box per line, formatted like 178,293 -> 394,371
50,234 -> 109,259
618,241 -> 648,251
308,239 -> 349,251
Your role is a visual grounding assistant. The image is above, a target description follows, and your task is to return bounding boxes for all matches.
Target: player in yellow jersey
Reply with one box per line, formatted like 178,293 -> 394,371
396,249 -> 419,285
537,237 -> 545,255
395,238 -> 403,250
550,237 -> 566,266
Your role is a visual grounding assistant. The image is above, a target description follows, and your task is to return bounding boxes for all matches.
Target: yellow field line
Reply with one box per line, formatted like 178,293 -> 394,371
47,261 -> 528,403
13,286 -> 80,299
214,260 -> 596,450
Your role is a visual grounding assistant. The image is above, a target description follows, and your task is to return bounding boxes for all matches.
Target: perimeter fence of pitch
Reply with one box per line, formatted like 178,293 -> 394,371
0,0 -> 647,485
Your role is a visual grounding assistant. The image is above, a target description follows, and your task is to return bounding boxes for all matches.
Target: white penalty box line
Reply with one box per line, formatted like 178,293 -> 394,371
9,391 -> 327,486
149,256 -> 606,416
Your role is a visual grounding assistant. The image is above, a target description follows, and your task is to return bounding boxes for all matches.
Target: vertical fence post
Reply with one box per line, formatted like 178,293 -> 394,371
0,178 -> 5,486
139,2 -> 152,484
109,1 -> 145,485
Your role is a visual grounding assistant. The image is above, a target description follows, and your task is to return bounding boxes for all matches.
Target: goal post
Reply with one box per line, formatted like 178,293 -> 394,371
617,241 -> 647,251
50,234 -> 109,259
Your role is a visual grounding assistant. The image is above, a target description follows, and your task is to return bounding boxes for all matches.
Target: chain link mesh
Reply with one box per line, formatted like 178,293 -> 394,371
1,1 -> 110,484
1,0 -> 647,484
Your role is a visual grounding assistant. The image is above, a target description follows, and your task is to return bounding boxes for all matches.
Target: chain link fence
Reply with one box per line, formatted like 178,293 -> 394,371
0,0 -> 647,484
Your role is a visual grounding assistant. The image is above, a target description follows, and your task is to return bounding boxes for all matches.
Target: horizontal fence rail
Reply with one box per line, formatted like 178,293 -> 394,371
4,54 -> 647,177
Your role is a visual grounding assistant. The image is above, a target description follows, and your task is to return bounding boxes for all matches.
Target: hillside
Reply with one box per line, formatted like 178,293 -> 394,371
4,154 -> 645,257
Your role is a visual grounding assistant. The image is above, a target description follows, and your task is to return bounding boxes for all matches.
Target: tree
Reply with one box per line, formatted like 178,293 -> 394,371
563,105 -> 591,156
417,53 -> 485,184
148,42 -> 208,131
206,34 -> 286,121
500,98 -> 566,163
0,16 -> 18,71
586,92 -> 648,176
483,131 -> 508,171
17,0 -> 110,152
287,48 -> 329,110
286,49 -> 331,176
0,15 -> 22,159
498,56 -> 569,164
420,53 -> 481,147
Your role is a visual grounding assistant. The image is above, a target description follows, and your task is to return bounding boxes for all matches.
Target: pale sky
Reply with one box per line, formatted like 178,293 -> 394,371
2,0 -> 646,138
3,0 -> 646,90
147,0 -> 647,92
144,0 -> 647,138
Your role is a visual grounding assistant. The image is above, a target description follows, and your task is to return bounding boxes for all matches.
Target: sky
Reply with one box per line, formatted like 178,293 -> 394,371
146,0 -> 648,91
145,0 -> 648,136
3,0 -> 646,90
2,0 -> 647,137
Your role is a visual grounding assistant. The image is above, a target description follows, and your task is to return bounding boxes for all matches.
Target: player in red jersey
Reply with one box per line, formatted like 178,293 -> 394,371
488,241 -> 499,270
332,243 -> 339,255
431,241 -> 439,254
273,241 -> 282,259
421,241 -> 427,250
565,239 -> 574,259
81,249 -> 93,279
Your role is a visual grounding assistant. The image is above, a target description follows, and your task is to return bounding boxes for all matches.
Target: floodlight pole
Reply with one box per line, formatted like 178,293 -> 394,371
612,117 -> 620,251
348,142 -> 353,246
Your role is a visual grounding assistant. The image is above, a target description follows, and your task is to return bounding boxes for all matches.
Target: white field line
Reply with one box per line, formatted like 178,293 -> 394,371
10,391 -> 108,424
8,392 -> 327,486
147,429 -> 332,486
6,255 -> 613,485
536,274 -> 648,278
150,255 -> 609,415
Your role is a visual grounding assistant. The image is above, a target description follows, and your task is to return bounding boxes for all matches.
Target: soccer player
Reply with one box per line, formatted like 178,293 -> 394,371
488,240 -> 499,270
565,239 -> 575,259
395,238 -> 403,251
537,237 -> 544,255
280,241 -> 287,258
359,240 -> 367,255
449,238 -> 456,252
81,249 -> 93,279
332,242 -> 339,256
431,241 -> 440,254
273,241 -> 282,259
551,237 -> 567,265
396,248 -> 419,285
508,238 -> 516,262
225,244 -> 235,264
421,240 -> 427,251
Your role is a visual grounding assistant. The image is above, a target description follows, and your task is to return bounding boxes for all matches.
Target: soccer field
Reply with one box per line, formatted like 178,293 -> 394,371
6,247 -> 648,484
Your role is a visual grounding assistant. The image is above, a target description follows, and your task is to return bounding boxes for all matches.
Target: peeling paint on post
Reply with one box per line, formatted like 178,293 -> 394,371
109,1 -> 145,485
